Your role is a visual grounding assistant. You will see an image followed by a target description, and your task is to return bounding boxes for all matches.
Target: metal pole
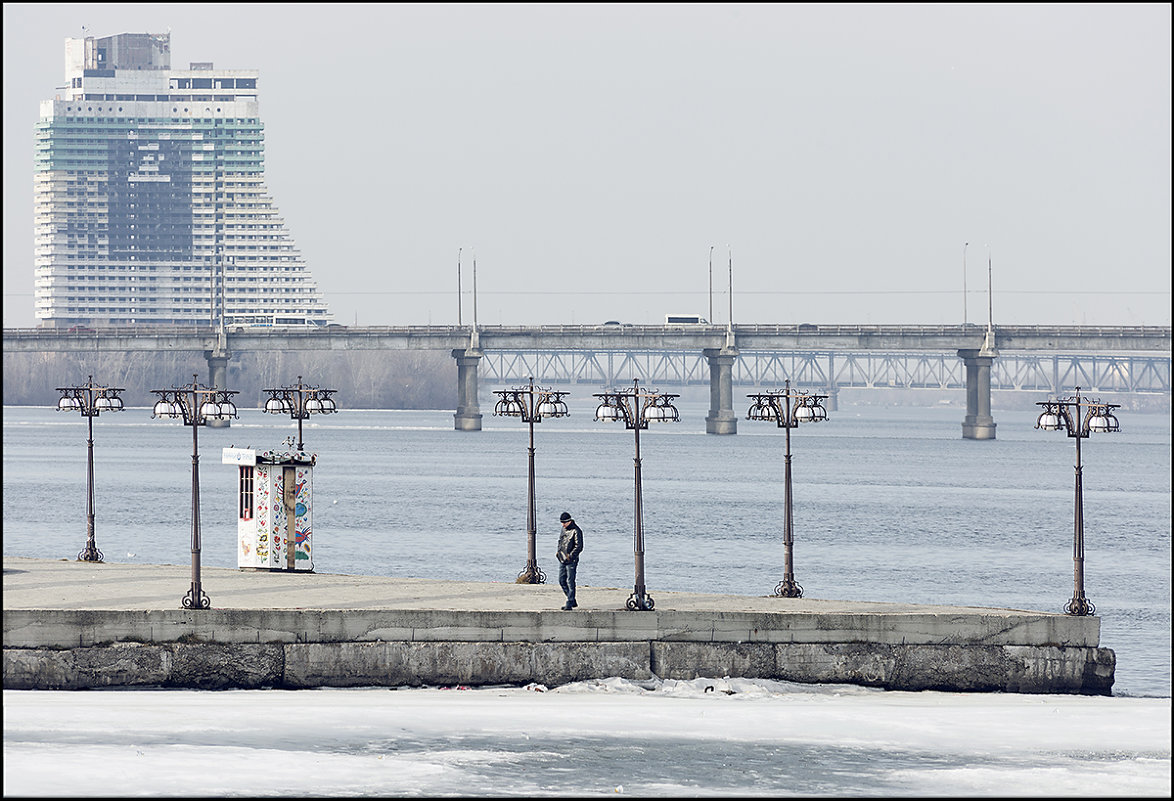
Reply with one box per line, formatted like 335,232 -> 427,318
222,257 -> 231,333
295,376 -> 305,451
457,247 -> 463,327
522,379 -> 540,583
987,248 -> 993,334
208,256 -> 215,327
184,395 -> 209,609
632,409 -> 647,607
783,401 -> 795,582
727,246 -> 733,328
526,416 -> 537,574
708,246 -> 714,324
80,407 -> 101,562
963,242 -> 968,325
776,380 -> 803,597
1068,388 -> 1091,615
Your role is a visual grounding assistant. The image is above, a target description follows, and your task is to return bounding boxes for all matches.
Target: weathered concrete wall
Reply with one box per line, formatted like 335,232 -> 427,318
1,607 -> 1101,648
2,600 -> 1114,694
650,641 -> 1115,694
4,634 -> 1112,690
3,639 -> 1114,694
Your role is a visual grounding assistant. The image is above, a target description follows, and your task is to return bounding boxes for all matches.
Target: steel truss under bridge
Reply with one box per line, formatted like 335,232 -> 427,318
480,350 -> 1172,395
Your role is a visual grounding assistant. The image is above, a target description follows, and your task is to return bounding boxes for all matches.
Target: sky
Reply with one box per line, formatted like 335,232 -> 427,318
4,680 -> 1171,796
3,3 -> 1171,329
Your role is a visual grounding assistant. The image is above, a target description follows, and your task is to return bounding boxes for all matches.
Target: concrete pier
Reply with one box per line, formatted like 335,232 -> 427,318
703,346 -> 739,435
958,347 -> 998,440
2,557 -> 1114,694
452,347 -> 484,431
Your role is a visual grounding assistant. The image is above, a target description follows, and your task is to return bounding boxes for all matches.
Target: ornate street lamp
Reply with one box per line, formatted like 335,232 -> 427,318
594,379 -> 680,610
746,379 -> 829,597
1035,387 -> 1121,616
262,376 -> 339,451
492,376 -> 570,583
55,375 -> 125,562
150,375 -> 239,609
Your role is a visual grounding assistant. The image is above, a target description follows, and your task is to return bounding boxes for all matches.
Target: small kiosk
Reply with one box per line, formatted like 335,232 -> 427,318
222,446 -> 315,572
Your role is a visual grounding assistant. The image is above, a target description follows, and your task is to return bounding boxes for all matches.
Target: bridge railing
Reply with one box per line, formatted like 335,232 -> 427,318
6,322 -> 1168,336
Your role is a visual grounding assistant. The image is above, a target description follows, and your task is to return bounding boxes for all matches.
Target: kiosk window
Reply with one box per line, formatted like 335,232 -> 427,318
239,466 -> 254,520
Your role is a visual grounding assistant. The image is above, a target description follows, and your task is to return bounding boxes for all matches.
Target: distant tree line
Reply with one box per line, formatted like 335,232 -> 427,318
2,349 -> 457,410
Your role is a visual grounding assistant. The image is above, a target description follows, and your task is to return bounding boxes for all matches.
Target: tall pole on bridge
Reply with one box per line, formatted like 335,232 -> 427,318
709,246 -> 714,324
982,245 -> 996,354
963,242 -> 968,325
457,247 -> 462,327
727,246 -> 733,329
987,246 -> 993,334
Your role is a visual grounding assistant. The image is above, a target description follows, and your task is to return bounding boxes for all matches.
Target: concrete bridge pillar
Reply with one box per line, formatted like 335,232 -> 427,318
204,349 -> 231,429
703,347 -> 739,435
825,386 -> 839,413
452,348 -> 484,431
958,348 -> 997,440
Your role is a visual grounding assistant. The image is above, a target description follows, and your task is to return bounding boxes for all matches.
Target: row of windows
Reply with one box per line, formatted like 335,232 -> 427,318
63,104 -> 256,116
56,261 -> 304,269
169,77 -> 257,90
39,136 -> 262,146
54,280 -> 316,290
41,302 -> 325,313
56,254 -> 299,263
46,269 -> 311,279
76,93 -> 257,103
36,163 -> 264,175
77,94 -> 253,103
42,264 -> 307,274
53,291 -> 318,300
48,176 -> 263,184
45,118 -> 261,126
48,118 -> 262,129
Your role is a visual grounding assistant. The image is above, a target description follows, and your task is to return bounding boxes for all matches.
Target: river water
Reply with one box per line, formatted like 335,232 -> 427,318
2,398 -> 1169,698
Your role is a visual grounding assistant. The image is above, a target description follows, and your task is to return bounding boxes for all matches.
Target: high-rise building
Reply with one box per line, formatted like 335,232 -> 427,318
33,32 -> 330,328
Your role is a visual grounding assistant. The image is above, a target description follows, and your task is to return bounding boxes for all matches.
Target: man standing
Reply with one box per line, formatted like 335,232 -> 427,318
556,512 -> 583,610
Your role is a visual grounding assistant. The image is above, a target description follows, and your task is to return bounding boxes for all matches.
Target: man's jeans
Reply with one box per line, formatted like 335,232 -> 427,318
558,560 -> 578,607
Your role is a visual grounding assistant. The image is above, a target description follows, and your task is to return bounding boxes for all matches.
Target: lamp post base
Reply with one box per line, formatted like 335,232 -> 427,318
1065,593 -> 1095,616
774,577 -> 804,598
76,545 -> 103,563
182,584 -> 211,609
515,563 -> 546,584
626,591 -> 655,611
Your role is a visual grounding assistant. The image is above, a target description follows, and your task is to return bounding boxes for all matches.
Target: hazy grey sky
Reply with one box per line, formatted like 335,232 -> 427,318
4,3 -> 1170,328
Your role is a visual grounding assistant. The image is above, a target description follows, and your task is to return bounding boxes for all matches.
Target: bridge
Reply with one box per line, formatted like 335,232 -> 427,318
479,348 -> 1171,394
4,323 -> 1170,439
